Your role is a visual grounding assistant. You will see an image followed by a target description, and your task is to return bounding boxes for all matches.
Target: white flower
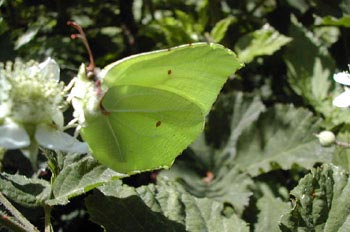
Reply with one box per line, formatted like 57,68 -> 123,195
333,71 -> 350,107
0,58 -> 88,158
66,64 -> 100,135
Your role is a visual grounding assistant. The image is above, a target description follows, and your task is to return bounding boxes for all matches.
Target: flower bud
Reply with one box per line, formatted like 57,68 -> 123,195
317,131 -> 336,147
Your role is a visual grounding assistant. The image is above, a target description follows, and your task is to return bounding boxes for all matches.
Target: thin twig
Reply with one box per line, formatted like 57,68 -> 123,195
0,192 -> 39,232
0,210 -> 28,232
336,140 -> 350,148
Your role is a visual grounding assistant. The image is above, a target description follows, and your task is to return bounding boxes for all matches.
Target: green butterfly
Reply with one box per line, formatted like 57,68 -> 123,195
72,43 -> 242,174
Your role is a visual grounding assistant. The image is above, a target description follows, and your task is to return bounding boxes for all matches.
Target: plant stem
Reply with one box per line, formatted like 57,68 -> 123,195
44,204 -> 53,232
0,192 -> 39,232
336,140 -> 350,147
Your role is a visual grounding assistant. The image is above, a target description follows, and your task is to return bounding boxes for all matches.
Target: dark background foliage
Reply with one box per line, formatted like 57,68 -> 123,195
1,0 -> 350,231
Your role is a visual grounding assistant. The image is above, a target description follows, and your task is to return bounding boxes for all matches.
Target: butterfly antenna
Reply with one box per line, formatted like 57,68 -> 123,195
67,21 -> 95,76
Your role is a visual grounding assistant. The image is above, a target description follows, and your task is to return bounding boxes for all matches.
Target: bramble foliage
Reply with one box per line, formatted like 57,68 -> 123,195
1,0 -> 350,231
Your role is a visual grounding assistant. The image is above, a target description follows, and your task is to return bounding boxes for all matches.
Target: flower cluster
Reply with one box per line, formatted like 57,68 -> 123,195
67,64 -> 100,130
0,58 -> 88,163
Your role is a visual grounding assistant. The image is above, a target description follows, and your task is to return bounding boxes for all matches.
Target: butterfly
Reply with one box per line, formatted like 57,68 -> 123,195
72,42 -> 242,174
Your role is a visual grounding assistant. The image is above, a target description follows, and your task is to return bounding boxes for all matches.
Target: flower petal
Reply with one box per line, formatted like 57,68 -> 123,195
333,89 -> 350,107
35,124 -> 89,153
39,57 -> 60,81
0,103 -> 11,119
334,72 -> 350,86
0,121 -> 30,149
52,111 -> 64,129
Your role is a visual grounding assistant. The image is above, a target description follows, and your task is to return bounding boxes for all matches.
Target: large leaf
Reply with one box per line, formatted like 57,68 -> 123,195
280,163 -> 350,231
85,179 -> 249,232
235,24 -> 292,63
0,153 -> 125,207
255,183 -> 290,232
46,155 -> 125,206
234,104 -> 334,176
283,15 -> 349,128
159,92 -> 265,214
0,173 -> 50,208
284,15 -> 334,101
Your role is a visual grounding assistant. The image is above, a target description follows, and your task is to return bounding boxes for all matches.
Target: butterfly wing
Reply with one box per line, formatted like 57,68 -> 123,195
101,43 -> 243,115
81,85 -> 203,174
83,43 -> 242,174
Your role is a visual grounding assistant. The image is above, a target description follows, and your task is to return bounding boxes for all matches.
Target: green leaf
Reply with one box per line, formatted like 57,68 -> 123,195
234,104 -> 334,176
320,15 -> 350,27
332,132 -> 350,172
221,92 -> 266,157
284,15 -> 334,100
255,183 -> 290,232
235,24 -> 292,63
144,18 -> 194,46
210,17 -> 235,43
82,43 -> 243,174
197,0 -> 209,33
14,26 -> 39,50
175,10 -> 195,34
0,173 -> 50,208
159,92 -> 264,214
85,179 -> 249,232
280,163 -> 350,231
46,155 -> 125,206
312,23 -> 340,47
0,17 -> 9,35
283,15 -> 349,128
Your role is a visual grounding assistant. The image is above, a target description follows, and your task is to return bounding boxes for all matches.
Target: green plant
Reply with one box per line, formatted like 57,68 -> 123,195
2,1 -> 350,231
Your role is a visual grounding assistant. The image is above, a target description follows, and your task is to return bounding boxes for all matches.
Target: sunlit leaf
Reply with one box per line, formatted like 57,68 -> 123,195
320,15 -> 350,27
235,24 -> 292,63
85,179 -> 249,232
160,92 -> 265,214
46,155 -> 125,206
210,17 -> 235,43
280,164 -> 350,231
234,104 -> 334,176
283,15 -> 350,128
14,27 -> 39,50
0,173 -> 50,208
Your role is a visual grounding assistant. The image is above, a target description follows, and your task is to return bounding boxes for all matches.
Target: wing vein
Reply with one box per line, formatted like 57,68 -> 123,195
104,116 -> 125,162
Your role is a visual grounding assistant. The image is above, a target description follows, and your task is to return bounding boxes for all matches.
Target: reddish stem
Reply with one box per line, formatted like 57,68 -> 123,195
67,21 -> 95,74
